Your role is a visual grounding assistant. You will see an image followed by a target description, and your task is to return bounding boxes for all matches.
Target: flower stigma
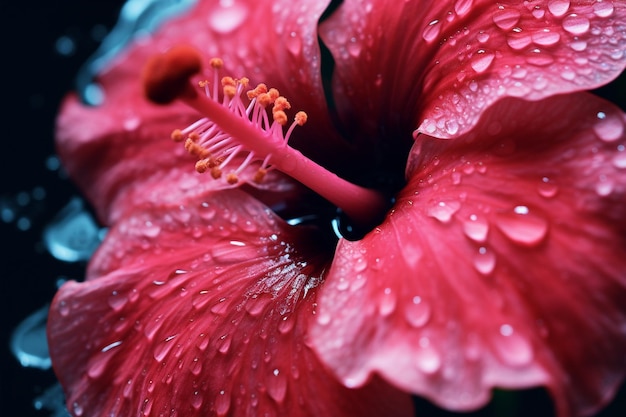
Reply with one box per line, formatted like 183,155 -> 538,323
142,45 -> 389,229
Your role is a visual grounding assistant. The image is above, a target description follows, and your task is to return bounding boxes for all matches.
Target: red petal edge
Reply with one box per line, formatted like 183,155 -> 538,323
310,92 -> 626,417
47,189 -> 414,417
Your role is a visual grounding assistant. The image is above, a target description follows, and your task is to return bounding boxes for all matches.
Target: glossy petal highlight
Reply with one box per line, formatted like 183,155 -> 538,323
320,0 -> 626,140
311,92 -> 626,417
48,190 -> 414,417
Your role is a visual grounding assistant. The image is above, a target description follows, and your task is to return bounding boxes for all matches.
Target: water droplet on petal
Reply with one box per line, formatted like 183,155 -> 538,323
422,20 -> 441,43
379,287 -> 397,316
594,112 -> 624,142
209,2 -> 249,34
613,151 -> 626,169
495,325 -> 534,366
562,14 -> 590,35
463,214 -> 489,242
595,176 -> 615,196
532,29 -> 561,46
547,0 -> 570,17
108,291 -> 128,311
474,247 -> 496,275
537,177 -> 559,198
496,206 -> 548,246
593,1 -> 614,17
471,50 -> 495,73
492,9 -> 521,30
404,296 -> 431,328
286,31 -> 302,55
415,338 -> 441,374
454,0 -> 473,16
267,368 -> 288,402
427,201 -> 461,223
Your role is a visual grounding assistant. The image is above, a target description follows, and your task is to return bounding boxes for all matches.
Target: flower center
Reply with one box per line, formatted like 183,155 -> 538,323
142,45 -> 388,229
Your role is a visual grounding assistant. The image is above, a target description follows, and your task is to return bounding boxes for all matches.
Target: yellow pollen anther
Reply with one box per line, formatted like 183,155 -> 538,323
268,88 -> 279,102
273,96 -> 291,112
211,167 -> 222,179
195,159 -> 209,173
221,76 -> 236,87
226,172 -> 239,184
253,168 -> 267,184
295,111 -> 308,126
257,93 -> 272,108
210,57 -> 224,69
188,132 -> 200,142
273,110 -> 288,126
238,77 -> 249,88
198,80 -> 209,88
223,84 -> 237,98
171,129 -> 185,142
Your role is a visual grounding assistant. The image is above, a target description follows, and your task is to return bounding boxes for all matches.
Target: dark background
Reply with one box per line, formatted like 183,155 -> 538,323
0,1 -> 624,417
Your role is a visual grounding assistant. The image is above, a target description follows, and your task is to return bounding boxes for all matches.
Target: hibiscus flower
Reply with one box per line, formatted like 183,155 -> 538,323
47,0 -> 626,416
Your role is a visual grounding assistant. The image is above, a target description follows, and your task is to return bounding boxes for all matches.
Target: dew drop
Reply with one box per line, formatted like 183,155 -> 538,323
492,9 -> 521,30
532,6 -> 546,19
267,368 -> 288,402
58,300 -> 70,317
379,287 -> 397,316
476,31 -> 490,43
463,214 -> 489,242
537,177 -> 559,198
454,0 -> 473,16
154,335 -> 177,362
595,176 -> 614,196
547,0 -> 570,17
593,1 -> 614,17
108,290 -> 128,311
613,152 -> 626,169
72,402 -> 84,416
474,247 -> 496,275
209,1 -> 249,34
496,206 -> 548,246
415,339 -> 442,374
422,20 -> 441,42
562,14 -> 590,35
527,49 -> 554,66
594,112 -> 624,142
191,390 -> 203,411
278,315 -> 296,334
43,198 -> 101,262
215,389 -> 230,415
495,325 -> 534,366
570,39 -> 588,51
470,50 -> 495,73
404,296 -> 431,328
427,201 -> 461,223
286,31 -> 302,55
532,29 -> 561,46
507,34 -> 532,50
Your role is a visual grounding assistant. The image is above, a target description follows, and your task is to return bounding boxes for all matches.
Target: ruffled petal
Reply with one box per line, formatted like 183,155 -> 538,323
320,0 -> 626,140
56,0 -> 348,224
310,92 -> 626,417
48,189 -> 413,417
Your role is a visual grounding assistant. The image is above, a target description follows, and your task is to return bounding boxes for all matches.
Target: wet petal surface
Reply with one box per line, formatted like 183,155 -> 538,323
311,92 -> 626,417
48,189 -> 413,417
320,0 -> 626,140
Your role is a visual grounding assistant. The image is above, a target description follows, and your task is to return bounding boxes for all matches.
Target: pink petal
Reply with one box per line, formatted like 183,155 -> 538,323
48,189 -> 413,417
310,92 -> 626,417
56,0 -> 348,224
320,0 -> 626,140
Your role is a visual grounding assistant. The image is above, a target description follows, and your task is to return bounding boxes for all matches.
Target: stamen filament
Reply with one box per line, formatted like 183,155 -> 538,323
142,46 -> 388,227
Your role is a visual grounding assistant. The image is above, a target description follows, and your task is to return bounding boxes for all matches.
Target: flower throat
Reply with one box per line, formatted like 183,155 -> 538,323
142,45 -> 388,230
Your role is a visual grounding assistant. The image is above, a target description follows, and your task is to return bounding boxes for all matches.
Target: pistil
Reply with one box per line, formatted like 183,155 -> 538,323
142,45 -> 387,228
